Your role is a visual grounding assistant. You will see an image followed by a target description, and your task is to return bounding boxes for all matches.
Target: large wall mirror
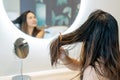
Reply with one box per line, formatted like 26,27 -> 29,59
3,0 -> 80,39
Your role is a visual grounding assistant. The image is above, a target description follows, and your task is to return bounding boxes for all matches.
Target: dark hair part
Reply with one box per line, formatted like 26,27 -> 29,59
50,9 -> 120,79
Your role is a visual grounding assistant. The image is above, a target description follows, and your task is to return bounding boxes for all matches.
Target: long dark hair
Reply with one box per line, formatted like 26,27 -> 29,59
50,9 -> 120,79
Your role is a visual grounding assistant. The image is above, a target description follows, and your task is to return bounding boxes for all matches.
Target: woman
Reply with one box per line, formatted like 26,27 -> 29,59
50,9 -> 120,80
13,10 -> 44,38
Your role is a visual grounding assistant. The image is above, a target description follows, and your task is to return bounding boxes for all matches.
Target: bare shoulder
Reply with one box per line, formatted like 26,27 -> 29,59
36,28 -> 45,38
82,66 -> 97,80
82,66 -> 108,80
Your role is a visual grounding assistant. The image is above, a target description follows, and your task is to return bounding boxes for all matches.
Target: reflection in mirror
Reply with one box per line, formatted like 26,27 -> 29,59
3,0 -> 80,39
12,10 -> 45,39
14,37 -> 29,59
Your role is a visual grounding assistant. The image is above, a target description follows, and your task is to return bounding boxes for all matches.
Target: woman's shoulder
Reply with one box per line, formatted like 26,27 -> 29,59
82,66 -> 95,80
82,66 -> 109,80
36,27 -> 44,32
34,27 -> 44,38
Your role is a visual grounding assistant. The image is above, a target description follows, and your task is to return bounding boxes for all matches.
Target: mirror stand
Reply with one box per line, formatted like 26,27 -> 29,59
12,59 -> 31,80
12,75 -> 31,80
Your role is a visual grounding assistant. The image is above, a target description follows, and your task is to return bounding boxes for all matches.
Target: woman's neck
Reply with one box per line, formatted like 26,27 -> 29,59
27,27 -> 34,36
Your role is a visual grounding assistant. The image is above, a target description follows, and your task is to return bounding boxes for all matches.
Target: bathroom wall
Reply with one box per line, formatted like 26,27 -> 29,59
3,0 -> 20,13
20,0 -> 35,13
3,0 -> 20,20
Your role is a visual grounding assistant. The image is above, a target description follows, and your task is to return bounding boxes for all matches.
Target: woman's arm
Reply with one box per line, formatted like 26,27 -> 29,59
36,28 -> 45,38
59,47 -> 80,71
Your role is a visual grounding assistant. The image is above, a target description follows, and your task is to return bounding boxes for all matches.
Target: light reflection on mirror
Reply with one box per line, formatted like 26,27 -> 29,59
3,0 -> 80,39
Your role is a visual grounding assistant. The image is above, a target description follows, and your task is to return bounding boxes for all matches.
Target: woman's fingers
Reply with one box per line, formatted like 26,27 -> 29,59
59,47 -> 68,59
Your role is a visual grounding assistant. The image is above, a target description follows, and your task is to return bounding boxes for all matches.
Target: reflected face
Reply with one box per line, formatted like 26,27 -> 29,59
27,12 -> 37,28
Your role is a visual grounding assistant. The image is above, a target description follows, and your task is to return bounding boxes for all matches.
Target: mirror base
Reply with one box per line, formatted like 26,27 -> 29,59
12,75 -> 31,80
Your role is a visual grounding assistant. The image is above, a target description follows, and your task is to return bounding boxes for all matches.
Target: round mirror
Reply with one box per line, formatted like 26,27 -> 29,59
3,0 -> 80,39
14,37 -> 29,59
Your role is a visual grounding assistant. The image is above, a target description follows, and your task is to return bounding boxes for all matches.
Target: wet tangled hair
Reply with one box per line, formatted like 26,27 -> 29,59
50,9 -> 120,79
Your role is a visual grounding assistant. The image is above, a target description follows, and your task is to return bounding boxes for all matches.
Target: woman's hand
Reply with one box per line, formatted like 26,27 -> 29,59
59,47 -> 69,60
59,47 -> 80,71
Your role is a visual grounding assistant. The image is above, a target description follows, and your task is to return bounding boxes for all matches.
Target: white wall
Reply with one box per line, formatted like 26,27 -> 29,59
3,0 -> 20,20
3,0 -> 20,13
0,0 -> 120,77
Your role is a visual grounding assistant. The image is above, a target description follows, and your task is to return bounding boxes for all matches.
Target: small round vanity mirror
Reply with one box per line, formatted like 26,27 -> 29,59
14,38 -> 29,59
